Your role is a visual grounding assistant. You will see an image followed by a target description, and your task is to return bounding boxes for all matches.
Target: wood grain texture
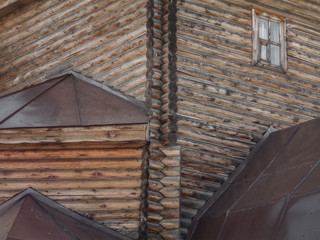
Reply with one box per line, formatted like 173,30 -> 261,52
0,142 -> 147,239
174,0 -> 320,237
0,0 -> 148,100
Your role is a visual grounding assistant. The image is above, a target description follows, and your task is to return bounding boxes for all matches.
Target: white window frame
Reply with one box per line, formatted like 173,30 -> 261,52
252,9 -> 287,73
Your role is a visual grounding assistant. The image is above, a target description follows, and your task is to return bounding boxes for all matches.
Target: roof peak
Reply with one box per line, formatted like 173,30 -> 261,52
0,72 -> 149,129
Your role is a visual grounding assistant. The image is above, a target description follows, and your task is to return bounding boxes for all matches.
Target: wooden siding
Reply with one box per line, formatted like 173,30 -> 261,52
173,0 -> 320,237
0,0 -> 148,100
0,141 -> 147,239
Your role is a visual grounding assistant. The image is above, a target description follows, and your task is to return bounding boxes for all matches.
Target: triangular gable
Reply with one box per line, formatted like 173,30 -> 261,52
187,117 -> 320,240
0,188 -> 131,240
0,72 -> 149,129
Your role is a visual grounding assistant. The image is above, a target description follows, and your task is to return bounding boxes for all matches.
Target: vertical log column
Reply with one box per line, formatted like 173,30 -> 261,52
146,0 -> 181,239
160,1 -> 181,239
145,0 -> 166,239
159,145 -> 181,239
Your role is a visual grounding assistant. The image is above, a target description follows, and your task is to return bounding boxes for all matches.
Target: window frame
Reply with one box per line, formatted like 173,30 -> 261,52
252,9 -> 287,73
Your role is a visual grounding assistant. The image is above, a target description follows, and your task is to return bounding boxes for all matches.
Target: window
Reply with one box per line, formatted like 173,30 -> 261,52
252,9 -> 287,72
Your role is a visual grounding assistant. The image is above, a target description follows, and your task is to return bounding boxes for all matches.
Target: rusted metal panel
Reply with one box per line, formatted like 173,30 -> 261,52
187,117 -> 320,240
0,188 -> 131,240
0,73 -> 149,129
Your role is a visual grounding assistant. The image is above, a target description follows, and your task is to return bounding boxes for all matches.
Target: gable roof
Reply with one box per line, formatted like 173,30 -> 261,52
0,72 -> 149,129
0,188 -> 131,240
187,117 -> 320,240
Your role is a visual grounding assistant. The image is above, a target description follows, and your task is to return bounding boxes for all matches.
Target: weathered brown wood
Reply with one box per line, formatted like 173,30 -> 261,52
160,219 -> 180,230
0,124 -> 147,144
160,187 -> 180,198
0,141 -> 146,150
0,0 -> 148,101
0,138 -> 146,239
0,148 -> 143,160
161,198 -> 180,209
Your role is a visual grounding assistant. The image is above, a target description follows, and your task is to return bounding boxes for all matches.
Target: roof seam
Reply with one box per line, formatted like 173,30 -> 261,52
71,74 -> 82,125
0,75 -> 68,125
272,158 -> 320,238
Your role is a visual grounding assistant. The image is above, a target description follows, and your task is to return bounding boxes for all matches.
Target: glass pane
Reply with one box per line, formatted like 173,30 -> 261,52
270,44 -> 280,66
259,19 -> 268,40
261,44 -> 267,60
270,21 -> 279,43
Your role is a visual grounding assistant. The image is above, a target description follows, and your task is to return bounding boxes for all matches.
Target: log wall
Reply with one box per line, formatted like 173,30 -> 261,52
0,0 -> 148,100
0,141 -> 147,239
172,0 -> 320,237
0,124 -> 148,239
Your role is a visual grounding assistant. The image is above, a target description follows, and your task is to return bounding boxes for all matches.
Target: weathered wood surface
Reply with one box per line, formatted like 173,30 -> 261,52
0,142 -> 147,239
0,124 -> 147,144
168,0 -> 320,237
0,0 -> 148,100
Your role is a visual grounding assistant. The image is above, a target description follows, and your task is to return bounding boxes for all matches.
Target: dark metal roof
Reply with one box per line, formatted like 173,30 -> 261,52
0,72 -> 149,129
0,188 -> 131,240
187,117 -> 320,240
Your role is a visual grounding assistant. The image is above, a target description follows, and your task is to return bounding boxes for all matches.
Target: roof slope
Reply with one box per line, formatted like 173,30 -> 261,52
0,188 -> 131,240
187,117 -> 320,240
0,72 -> 149,129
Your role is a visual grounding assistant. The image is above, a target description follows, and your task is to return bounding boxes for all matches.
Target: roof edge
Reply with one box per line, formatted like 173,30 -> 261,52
0,188 -> 132,240
70,71 -> 147,111
186,126 -> 277,240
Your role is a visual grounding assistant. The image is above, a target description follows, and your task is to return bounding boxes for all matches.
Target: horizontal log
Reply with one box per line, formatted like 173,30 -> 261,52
160,219 -> 180,231
0,168 -> 141,179
61,199 -> 140,211
160,209 -> 179,219
160,187 -> 180,198
161,167 -> 180,177
0,178 -> 142,190
162,157 -> 181,167
181,187 -> 212,201
0,125 -> 147,144
148,190 -> 164,203
148,212 -> 163,223
147,222 -> 164,234
181,196 -> 206,210
148,180 -> 164,192
149,159 -> 165,171
148,201 -> 164,214
0,148 -> 143,160
181,176 -> 221,192
160,176 -> 180,188
160,229 -> 181,240
0,159 -> 141,170
160,198 -> 179,209
0,141 -> 146,150
161,145 -> 181,157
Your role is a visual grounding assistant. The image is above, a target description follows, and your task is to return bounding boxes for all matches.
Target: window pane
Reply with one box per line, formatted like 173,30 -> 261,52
270,21 -> 279,43
270,44 -> 280,66
261,44 -> 267,60
259,19 -> 268,40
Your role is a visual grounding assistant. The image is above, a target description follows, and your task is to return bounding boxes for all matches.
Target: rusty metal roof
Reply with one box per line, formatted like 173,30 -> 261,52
0,72 -> 149,129
187,117 -> 320,240
0,188 -> 131,240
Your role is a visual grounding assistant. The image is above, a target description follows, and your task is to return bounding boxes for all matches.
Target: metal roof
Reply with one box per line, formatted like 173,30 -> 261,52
0,72 -> 149,129
0,188 -> 131,240
187,117 -> 320,240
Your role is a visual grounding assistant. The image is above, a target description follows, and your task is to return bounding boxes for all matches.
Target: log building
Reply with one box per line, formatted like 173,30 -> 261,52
0,0 -> 319,239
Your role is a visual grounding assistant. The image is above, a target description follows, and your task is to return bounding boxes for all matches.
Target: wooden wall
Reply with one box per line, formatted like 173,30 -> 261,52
172,0 -> 320,237
0,141 -> 147,239
0,0 -> 148,100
